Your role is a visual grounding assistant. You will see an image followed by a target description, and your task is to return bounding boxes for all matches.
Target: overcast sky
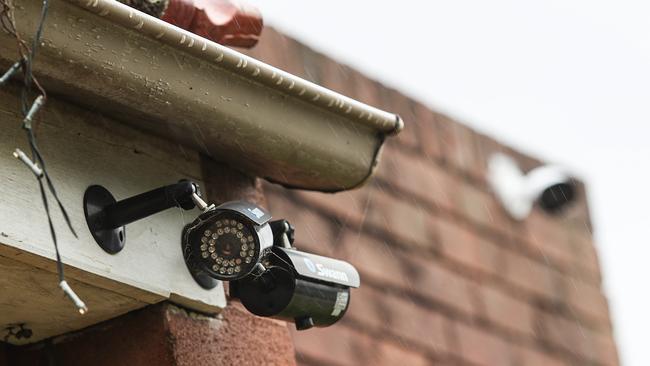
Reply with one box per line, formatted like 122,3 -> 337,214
246,1 -> 650,364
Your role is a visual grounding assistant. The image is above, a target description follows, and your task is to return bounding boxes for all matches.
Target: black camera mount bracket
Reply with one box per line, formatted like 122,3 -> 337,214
83,180 -> 205,254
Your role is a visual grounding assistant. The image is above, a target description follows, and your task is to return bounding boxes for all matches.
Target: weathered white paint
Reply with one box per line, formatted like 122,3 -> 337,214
0,86 -> 226,344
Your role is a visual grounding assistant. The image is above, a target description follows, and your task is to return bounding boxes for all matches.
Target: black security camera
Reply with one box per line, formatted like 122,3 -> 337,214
231,246 -> 360,330
84,180 -> 361,330
181,201 -> 360,330
180,201 -> 275,288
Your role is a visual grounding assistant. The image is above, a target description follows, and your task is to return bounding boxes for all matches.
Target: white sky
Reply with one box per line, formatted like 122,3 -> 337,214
246,1 -> 650,365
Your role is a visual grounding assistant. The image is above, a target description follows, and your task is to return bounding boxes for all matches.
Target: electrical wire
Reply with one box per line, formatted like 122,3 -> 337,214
1,0 -> 87,314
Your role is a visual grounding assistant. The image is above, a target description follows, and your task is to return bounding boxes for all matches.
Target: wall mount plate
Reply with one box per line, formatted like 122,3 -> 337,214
83,185 -> 125,254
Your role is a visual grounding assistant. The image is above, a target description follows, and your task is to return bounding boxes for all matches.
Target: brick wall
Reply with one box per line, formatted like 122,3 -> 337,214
244,28 -> 619,366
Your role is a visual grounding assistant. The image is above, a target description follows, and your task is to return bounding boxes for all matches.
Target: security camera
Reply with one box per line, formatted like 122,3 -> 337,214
487,153 -> 576,220
84,181 -> 361,330
181,201 -> 275,288
231,246 -> 360,330
181,202 -> 360,330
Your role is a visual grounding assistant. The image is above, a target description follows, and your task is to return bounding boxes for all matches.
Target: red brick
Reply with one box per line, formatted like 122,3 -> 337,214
434,113 -> 457,168
413,101 -> 443,162
502,250 -> 564,303
377,342 -> 431,366
411,255 -> 481,316
364,188 -> 436,251
292,326 -> 377,366
524,210 -> 574,267
453,180 -> 509,232
345,285 -> 451,356
6,304 -> 176,366
340,229 -> 478,317
565,277 -> 611,329
473,132 -> 507,186
504,146 -> 544,173
479,285 -> 536,337
320,58 -> 354,95
536,312 -> 618,364
168,302 -> 296,366
376,146 -> 455,212
378,147 -> 515,241
350,70 -> 382,107
435,217 -> 504,276
383,298 -> 451,356
340,230 -> 413,290
595,333 -> 620,366
242,28 -> 307,78
381,90 -> 419,149
436,115 -> 482,180
342,284 -> 385,331
293,186 -> 373,229
265,191 -> 339,257
566,225 -> 602,281
454,322 -> 516,366
514,346 -> 566,366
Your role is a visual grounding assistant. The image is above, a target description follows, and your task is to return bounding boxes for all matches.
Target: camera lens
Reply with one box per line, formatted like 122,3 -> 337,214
184,210 -> 266,280
182,201 -> 274,286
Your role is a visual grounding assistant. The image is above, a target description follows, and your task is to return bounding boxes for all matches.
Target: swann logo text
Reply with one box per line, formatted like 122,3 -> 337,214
303,258 -> 349,283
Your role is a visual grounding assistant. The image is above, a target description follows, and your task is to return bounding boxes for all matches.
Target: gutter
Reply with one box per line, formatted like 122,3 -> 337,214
0,0 -> 403,192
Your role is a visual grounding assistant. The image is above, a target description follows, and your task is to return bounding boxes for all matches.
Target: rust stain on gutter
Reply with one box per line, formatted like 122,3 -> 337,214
0,0 -> 403,192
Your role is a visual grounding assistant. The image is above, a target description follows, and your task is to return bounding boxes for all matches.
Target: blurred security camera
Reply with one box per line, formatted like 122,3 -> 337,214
487,153 -> 576,220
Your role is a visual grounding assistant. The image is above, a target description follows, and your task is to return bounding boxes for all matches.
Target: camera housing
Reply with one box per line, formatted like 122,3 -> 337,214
488,153 -> 576,220
181,200 -> 361,330
181,201 -> 274,289
231,246 -> 360,330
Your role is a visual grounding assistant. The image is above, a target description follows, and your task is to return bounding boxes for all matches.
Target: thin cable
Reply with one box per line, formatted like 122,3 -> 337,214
21,0 -> 49,114
3,0 -> 86,314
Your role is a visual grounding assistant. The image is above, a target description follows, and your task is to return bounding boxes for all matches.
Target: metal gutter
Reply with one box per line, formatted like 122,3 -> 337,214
0,0 -> 403,192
